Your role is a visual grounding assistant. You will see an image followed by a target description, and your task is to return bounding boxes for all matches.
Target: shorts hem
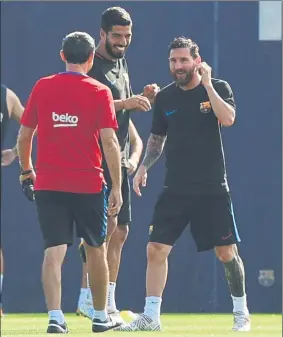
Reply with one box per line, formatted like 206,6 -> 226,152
117,220 -> 131,226
197,239 -> 241,252
149,238 -> 174,247
44,241 -> 72,250
82,236 -> 106,247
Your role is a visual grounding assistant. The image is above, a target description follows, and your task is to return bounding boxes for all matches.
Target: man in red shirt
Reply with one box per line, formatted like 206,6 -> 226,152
17,31 -> 122,334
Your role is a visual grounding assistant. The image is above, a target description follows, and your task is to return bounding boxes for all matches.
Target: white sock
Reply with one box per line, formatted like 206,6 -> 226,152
0,274 -> 3,292
78,288 -> 88,306
107,282 -> 117,312
232,294 -> 249,314
93,309 -> 107,322
48,310 -> 65,324
144,296 -> 162,321
87,287 -> 93,302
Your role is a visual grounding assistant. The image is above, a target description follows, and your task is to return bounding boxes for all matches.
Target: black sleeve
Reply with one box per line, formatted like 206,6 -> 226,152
123,59 -> 133,97
88,66 -> 107,85
150,92 -> 168,136
214,80 -> 236,109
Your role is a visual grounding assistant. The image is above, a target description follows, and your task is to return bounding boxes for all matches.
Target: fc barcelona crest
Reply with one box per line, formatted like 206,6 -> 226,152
258,269 -> 275,287
200,101 -> 211,113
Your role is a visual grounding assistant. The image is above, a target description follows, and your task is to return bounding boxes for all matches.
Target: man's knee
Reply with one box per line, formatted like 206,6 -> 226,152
215,244 -> 237,263
84,242 -> 107,264
147,242 -> 171,263
106,216 -> 118,240
112,225 -> 129,245
43,245 -> 67,266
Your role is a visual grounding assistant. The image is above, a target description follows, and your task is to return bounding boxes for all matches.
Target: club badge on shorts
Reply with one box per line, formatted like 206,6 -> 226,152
258,269 -> 275,287
149,225 -> 154,235
200,101 -> 212,113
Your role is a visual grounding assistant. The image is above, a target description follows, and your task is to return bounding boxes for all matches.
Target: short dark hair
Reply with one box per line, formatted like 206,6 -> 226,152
101,7 -> 132,33
62,31 -> 95,64
168,37 -> 200,59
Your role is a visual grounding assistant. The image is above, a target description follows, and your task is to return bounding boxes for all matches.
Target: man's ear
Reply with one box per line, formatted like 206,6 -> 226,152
100,29 -> 106,40
60,50 -> 66,62
195,56 -> 202,64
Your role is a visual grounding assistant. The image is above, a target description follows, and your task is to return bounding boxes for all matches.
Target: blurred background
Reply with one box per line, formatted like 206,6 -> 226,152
1,1 -> 282,314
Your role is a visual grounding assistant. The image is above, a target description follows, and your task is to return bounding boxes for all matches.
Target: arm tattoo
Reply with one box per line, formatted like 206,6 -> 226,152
142,133 -> 167,170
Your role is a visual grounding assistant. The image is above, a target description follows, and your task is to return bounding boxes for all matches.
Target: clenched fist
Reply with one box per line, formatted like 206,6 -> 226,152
143,83 -> 160,104
196,62 -> 212,88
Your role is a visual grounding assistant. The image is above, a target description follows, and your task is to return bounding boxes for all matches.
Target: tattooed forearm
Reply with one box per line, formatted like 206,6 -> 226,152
142,133 -> 167,170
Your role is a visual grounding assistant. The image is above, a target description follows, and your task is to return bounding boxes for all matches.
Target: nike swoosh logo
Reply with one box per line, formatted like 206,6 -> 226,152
222,233 -> 233,240
166,110 -> 177,116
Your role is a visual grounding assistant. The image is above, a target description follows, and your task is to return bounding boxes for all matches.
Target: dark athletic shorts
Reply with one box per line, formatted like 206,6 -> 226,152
35,188 -> 108,249
150,189 -> 241,252
103,166 -> 131,226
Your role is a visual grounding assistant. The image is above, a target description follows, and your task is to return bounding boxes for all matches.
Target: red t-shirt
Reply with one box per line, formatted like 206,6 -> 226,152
21,72 -> 118,193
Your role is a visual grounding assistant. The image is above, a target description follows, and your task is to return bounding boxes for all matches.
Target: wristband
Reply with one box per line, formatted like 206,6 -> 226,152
20,168 -> 33,175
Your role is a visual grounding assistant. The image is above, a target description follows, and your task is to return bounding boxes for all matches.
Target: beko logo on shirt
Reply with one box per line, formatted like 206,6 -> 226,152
52,112 -> 78,128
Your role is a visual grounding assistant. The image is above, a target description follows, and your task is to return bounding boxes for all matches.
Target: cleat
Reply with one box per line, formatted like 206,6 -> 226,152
92,314 -> 122,333
114,313 -> 161,331
76,308 -> 86,317
232,312 -> 251,331
79,299 -> 95,321
47,320 -> 68,334
108,310 -> 125,325
78,289 -> 94,320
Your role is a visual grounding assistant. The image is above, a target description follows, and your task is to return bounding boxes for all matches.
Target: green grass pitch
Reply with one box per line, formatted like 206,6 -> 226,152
1,313 -> 281,336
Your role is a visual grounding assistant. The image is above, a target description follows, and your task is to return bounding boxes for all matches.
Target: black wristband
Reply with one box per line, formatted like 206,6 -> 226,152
20,168 -> 33,175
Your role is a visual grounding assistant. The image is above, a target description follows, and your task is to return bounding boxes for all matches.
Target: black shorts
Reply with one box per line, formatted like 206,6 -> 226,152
150,189 -> 241,252
35,188 -> 108,250
103,166 -> 131,226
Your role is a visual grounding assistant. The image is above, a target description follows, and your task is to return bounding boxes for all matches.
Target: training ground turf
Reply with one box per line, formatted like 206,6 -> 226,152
1,313 -> 281,336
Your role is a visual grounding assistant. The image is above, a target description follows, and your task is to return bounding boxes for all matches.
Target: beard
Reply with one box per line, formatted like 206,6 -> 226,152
172,67 -> 195,86
105,38 -> 128,59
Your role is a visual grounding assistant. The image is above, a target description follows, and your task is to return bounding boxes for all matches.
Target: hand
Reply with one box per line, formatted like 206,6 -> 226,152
133,165 -> 147,196
143,83 -> 160,104
124,95 -> 151,112
1,148 -> 17,166
127,157 -> 138,176
196,62 -> 212,88
19,169 -> 36,201
108,187 -> 123,217
19,169 -> 36,184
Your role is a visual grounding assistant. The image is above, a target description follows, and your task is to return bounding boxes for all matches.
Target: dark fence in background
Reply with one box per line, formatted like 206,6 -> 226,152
1,1 -> 281,314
